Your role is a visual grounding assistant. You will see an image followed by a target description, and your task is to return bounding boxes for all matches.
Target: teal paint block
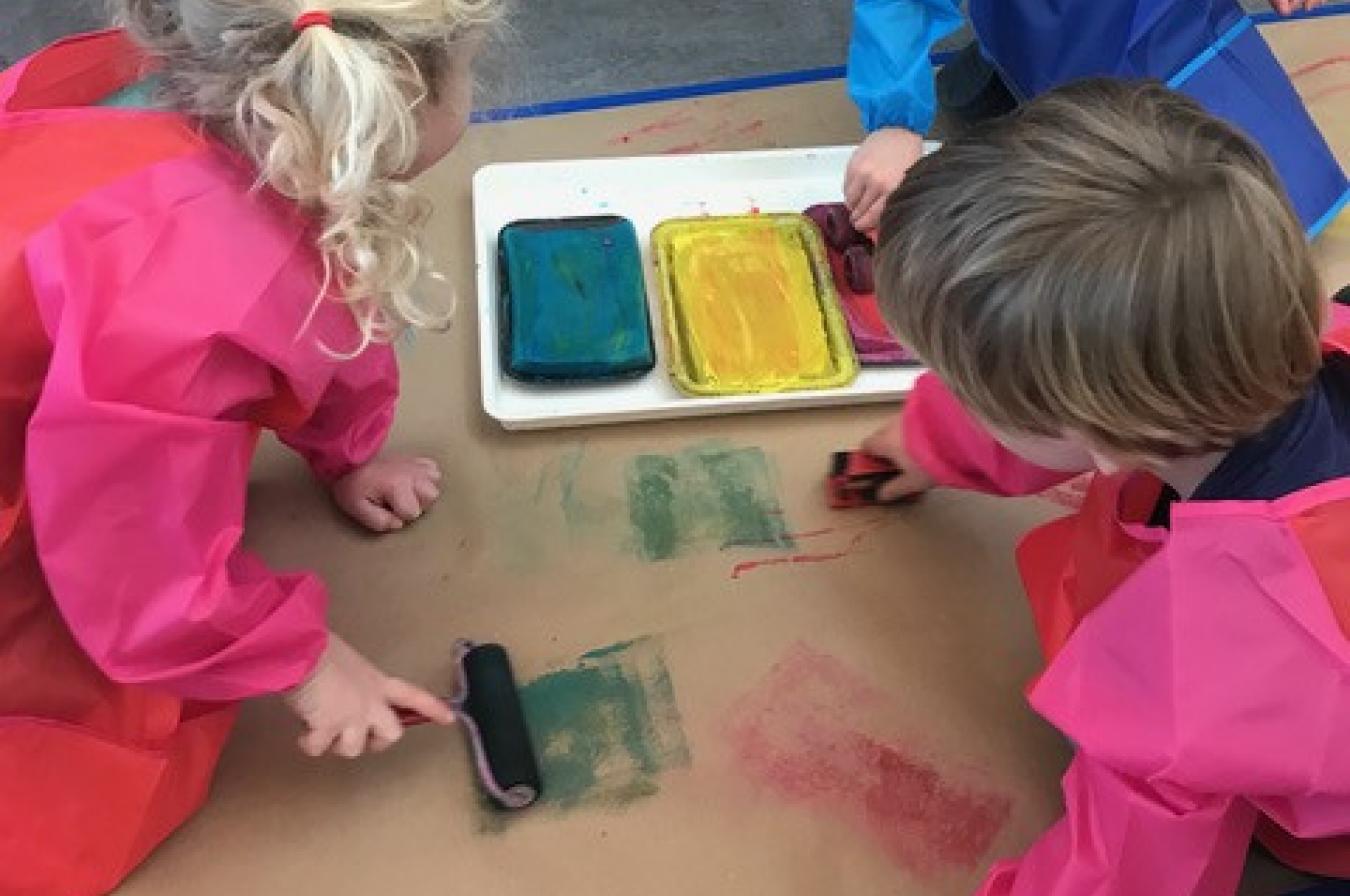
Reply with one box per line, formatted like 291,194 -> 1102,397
498,216 -> 656,382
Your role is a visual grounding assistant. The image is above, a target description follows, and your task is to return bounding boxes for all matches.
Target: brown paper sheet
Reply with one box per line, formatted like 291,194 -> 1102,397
118,17 -> 1350,896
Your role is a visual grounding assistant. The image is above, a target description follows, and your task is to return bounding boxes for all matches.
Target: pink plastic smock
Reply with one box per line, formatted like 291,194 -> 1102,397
898,307 -> 1350,893
0,31 -> 397,895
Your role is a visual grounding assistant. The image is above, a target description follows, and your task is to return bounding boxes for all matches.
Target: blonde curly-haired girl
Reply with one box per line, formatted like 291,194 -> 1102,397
0,2 -> 498,892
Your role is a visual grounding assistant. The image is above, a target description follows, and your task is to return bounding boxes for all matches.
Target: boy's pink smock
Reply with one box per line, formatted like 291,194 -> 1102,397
899,308 -> 1350,893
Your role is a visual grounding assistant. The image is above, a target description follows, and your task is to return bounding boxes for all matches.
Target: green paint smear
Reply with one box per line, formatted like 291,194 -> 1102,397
556,444 -> 611,532
494,444 -> 620,573
480,637 -> 690,831
624,441 -> 794,561
628,455 -> 682,560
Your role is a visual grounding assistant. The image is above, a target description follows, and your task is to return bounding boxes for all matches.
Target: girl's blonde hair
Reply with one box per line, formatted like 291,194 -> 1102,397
112,0 -> 500,348
876,79 -> 1325,458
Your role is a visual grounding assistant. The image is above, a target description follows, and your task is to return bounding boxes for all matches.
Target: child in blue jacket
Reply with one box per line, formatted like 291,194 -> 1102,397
843,0 -> 1348,234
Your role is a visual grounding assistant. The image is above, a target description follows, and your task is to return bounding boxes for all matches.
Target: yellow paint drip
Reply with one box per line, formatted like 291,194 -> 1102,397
652,215 -> 859,396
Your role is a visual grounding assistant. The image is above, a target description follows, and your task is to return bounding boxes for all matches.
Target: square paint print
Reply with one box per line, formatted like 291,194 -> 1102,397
484,637 -> 690,828
625,441 -> 794,562
723,643 -> 1011,877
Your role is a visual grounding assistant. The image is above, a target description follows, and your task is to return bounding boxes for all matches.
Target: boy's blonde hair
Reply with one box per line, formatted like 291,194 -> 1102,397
113,0 -> 500,348
876,79 -> 1325,458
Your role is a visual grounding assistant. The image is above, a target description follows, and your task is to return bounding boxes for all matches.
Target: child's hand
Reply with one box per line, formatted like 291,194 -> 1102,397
861,419 -> 937,502
285,634 -> 454,758
844,127 -> 924,233
333,456 -> 442,532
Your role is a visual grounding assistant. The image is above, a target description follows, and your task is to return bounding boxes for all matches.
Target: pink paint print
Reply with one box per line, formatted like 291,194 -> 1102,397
724,643 -> 1011,876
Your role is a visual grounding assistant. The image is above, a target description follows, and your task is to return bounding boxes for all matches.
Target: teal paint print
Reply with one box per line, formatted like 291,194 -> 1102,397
625,442 -> 795,561
483,637 -> 690,828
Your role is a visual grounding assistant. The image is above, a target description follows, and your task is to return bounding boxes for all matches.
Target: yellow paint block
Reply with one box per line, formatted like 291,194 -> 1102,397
652,214 -> 859,396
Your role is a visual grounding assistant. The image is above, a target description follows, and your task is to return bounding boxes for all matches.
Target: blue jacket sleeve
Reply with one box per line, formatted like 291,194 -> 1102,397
847,0 -> 964,134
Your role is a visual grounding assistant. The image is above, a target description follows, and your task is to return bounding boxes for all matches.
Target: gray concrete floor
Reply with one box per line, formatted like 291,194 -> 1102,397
1,1 -> 1344,109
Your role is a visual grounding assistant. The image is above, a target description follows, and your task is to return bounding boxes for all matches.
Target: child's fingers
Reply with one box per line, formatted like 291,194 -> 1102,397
386,678 -> 455,725
299,726 -> 338,758
414,478 -> 441,507
852,188 -> 887,232
860,432 -> 901,465
334,725 -> 367,759
843,168 -> 871,211
386,481 -> 423,521
416,458 -> 442,481
876,470 -> 929,503
352,498 -> 404,532
368,709 -> 404,753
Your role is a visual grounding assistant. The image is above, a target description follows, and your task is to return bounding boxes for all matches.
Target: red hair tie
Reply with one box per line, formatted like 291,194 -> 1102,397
293,10 -> 333,32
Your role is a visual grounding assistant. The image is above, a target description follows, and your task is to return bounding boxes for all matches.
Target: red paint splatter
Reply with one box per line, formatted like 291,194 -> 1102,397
730,519 -> 886,579
1291,54 -> 1350,80
608,111 -> 696,146
661,118 -> 738,154
735,119 -> 767,136
1307,82 -> 1350,104
778,525 -> 839,540
662,141 -> 707,154
749,205 -> 761,215
724,644 -> 1011,876
731,550 -> 849,579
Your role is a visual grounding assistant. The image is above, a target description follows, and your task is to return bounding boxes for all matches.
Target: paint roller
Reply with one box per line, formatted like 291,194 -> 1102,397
396,640 -> 542,810
820,205 -> 878,294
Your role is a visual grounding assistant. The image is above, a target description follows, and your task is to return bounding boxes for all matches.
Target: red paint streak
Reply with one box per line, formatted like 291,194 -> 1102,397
731,519 -> 886,579
724,644 -> 1011,876
662,118 -> 736,154
607,111 -> 695,145
1307,82 -> 1350,104
1291,54 -> 1350,80
735,119 -> 766,136
779,526 -> 839,540
731,550 -> 849,579
662,141 -> 707,154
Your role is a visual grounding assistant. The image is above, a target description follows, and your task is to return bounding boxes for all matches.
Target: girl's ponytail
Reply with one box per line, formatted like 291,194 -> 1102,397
112,0 -> 500,348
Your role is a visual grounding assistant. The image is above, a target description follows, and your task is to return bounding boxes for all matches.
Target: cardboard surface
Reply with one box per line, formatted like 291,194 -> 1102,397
118,17 -> 1349,896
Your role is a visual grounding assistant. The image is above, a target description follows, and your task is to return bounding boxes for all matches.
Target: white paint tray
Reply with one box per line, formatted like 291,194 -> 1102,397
472,145 -> 928,430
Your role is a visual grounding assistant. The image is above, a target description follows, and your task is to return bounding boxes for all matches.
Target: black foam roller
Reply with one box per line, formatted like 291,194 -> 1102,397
461,643 -> 542,809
